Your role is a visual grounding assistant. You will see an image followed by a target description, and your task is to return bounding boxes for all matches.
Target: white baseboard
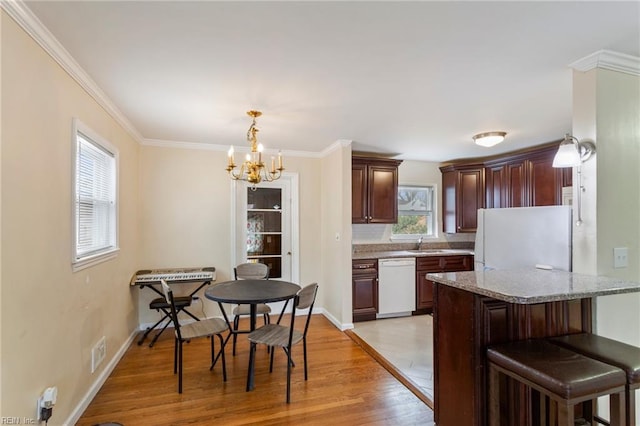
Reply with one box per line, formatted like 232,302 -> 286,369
319,308 -> 353,331
63,329 -> 138,426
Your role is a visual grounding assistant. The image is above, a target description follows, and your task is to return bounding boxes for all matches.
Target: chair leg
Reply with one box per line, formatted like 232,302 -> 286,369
173,337 -> 178,374
286,344 -> 292,403
628,386 -> 636,426
303,337 -> 308,380
210,332 -> 215,365
557,402 -> 574,426
247,342 -> 256,392
178,340 -> 183,394
232,315 -> 239,356
488,363 -> 500,426
218,334 -> 227,382
269,346 -> 275,373
610,390 -> 625,426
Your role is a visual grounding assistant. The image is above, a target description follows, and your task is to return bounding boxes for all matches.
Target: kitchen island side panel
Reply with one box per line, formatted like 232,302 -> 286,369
433,283 -> 592,426
433,283 -> 477,425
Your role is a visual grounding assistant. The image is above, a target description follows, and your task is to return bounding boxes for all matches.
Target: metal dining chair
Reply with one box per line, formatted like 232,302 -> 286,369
246,282 -> 319,403
230,262 -> 270,355
161,280 -> 228,393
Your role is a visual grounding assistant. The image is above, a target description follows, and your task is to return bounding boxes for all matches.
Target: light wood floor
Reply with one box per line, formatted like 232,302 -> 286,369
78,315 -> 434,426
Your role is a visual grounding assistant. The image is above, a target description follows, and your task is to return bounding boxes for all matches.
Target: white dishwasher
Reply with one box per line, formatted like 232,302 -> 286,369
377,257 -> 416,318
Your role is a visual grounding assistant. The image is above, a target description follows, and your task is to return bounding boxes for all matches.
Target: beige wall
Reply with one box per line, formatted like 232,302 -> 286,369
138,145 -> 326,324
319,144 -> 353,328
1,12 -> 140,421
573,66 -> 640,423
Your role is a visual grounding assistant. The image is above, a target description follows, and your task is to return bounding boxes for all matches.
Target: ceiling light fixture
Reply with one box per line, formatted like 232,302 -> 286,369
226,110 -> 284,188
473,131 -> 507,147
552,133 -> 597,226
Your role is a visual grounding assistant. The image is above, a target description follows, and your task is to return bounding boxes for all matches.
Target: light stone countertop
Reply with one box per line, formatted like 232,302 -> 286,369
427,268 -> 640,304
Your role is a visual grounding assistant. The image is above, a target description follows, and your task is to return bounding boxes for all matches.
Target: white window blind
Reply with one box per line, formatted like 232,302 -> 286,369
73,119 -> 118,269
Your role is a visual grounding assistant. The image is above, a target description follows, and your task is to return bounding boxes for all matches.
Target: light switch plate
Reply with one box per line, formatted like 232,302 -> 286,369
613,247 -> 628,268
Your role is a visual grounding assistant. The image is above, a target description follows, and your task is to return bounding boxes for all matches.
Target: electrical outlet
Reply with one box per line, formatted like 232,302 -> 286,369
614,247 -> 628,268
91,336 -> 106,373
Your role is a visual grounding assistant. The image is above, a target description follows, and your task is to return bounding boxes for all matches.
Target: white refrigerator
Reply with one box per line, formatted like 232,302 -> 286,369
474,206 -> 572,271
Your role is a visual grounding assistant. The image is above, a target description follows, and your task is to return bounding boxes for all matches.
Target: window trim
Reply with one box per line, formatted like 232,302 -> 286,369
71,118 -> 120,272
390,184 -> 438,240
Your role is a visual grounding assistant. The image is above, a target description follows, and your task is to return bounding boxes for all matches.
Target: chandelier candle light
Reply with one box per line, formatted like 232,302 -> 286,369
226,110 -> 284,187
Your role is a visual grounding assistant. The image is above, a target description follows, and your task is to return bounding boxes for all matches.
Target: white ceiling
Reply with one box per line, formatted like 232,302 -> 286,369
23,1 -> 640,162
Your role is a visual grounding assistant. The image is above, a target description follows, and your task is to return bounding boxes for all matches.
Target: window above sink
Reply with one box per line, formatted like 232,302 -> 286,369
391,185 -> 436,240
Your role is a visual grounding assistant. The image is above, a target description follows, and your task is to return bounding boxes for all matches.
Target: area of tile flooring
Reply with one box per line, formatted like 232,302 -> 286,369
351,314 -> 434,403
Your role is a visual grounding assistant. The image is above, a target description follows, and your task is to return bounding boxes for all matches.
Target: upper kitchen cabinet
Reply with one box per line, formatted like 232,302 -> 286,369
441,141 -> 567,233
484,143 -> 564,208
352,156 -> 403,224
441,164 -> 485,233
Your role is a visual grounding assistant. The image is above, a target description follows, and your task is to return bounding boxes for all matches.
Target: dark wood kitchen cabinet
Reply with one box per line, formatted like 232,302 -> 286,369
442,141 -> 569,232
352,156 -> 403,224
416,255 -> 474,313
484,143 -> 563,208
352,259 -> 378,322
441,165 -> 484,233
433,283 -> 591,426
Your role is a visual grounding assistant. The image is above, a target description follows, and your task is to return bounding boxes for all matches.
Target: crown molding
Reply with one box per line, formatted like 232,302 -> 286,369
3,0 -> 355,156
569,49 -> 640,76
2,0 -> 145,143
142,138 -> 328,158
320,139 -> 352,157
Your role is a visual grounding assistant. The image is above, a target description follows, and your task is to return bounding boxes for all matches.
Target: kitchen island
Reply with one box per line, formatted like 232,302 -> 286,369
427,268 -> 640,426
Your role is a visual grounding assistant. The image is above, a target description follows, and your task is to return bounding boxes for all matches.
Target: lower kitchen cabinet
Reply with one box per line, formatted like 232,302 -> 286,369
352,259 -> 378,322
415,255 -> 473,313
353,254 -> 474,320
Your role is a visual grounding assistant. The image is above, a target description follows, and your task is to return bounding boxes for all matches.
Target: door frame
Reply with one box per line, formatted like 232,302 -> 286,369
230,172 -> 300,284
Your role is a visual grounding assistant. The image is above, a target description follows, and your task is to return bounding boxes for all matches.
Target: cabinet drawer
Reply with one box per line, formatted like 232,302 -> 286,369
416,257 -> 442,272
441,255 -> 473,271
352,259 -> 378,276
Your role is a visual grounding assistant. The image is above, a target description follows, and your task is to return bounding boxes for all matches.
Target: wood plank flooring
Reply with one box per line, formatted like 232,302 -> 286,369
78,315 -> 434,426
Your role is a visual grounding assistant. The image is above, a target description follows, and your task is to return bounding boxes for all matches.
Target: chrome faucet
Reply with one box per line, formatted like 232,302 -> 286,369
416,236 -> 424,250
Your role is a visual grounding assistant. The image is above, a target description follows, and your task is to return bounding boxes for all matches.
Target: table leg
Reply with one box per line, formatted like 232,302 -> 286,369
245,303 -> 259,392
250,304 -> 257,331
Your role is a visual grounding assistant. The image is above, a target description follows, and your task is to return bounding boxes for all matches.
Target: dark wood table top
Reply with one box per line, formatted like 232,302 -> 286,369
205,279 -> 300,304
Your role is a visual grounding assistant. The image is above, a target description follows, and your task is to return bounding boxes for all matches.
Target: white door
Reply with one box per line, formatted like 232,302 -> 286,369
232,174 -> 299,282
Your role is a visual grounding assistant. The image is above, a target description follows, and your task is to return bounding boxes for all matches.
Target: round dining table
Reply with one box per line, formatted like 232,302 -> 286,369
204,279 -> 301,331
205,279 -> 301,391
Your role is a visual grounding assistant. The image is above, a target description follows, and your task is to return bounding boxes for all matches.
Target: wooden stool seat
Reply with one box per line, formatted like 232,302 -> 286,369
550,333 -> 640,426
488,339 -> 627,425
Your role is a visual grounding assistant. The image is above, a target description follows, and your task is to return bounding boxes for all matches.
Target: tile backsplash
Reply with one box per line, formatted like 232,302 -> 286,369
352,224 -> 476,245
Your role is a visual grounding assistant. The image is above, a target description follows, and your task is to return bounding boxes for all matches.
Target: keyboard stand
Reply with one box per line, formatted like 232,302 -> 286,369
131,267 -> 215,347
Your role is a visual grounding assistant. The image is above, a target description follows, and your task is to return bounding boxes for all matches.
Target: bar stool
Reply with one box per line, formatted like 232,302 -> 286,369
550,333 -> 640,426
487,339 -> 627,425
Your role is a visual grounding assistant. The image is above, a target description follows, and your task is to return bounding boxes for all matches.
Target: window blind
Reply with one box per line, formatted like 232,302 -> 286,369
75,132 -> 116,259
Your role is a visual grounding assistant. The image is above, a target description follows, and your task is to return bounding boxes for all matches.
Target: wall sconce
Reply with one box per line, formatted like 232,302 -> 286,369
552,133 -> 596,226
473,131 -> 507,147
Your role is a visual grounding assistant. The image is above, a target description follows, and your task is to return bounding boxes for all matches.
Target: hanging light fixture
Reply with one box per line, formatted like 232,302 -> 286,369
473,131 -> 507,147
552,133 -> 597,226
226,110 -> 284,187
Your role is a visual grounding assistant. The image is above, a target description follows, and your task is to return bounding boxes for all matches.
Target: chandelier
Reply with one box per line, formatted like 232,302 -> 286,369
226,110 -> 284,186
